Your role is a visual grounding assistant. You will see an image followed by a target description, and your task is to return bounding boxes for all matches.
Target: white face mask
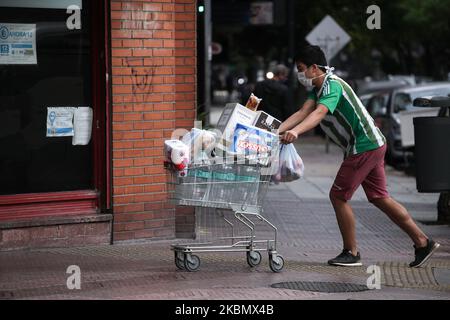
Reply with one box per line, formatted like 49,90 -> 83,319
297,72 -> 315,90
297,65 -> 334,90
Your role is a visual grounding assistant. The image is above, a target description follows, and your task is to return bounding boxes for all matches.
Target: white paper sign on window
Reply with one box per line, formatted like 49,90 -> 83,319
72,107 -> 93,145
0,23 -> 37,65
46,107 -> 75,137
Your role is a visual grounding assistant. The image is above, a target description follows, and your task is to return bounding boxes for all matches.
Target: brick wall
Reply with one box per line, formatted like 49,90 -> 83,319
110,0 -> 197,242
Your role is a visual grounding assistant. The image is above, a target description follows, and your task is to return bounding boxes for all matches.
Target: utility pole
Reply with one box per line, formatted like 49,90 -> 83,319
287,0 -> 296,115
197,0 -> 211,127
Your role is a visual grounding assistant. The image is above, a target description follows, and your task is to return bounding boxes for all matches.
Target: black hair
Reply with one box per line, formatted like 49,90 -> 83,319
294,45 -> 328,72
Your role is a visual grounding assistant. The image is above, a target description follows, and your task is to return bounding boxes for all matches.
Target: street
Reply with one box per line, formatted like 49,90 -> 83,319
0,132 -> 449,300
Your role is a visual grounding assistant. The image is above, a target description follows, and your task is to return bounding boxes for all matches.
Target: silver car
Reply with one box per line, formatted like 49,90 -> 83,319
364,83 -> 450,165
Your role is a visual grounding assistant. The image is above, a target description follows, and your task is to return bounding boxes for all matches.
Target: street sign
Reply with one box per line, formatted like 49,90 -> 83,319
306,15 -> 351,61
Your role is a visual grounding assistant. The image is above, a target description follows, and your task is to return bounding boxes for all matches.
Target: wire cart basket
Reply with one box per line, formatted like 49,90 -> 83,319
166,150 -> 284,273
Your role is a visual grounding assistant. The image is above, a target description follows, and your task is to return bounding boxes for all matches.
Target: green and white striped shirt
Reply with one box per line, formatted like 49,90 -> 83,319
307,74 -> 386,157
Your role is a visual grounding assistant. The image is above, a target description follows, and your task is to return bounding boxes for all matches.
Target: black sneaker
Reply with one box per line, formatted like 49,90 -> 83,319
328,249 -> 362,267
409,239 -> 440,268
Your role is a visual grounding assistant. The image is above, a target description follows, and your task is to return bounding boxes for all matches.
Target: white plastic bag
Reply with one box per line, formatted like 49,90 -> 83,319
272,143 -> 304,183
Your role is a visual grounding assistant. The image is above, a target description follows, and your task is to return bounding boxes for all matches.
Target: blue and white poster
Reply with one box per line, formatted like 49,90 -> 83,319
0,23 -> 37,65
46,107 -> 75,137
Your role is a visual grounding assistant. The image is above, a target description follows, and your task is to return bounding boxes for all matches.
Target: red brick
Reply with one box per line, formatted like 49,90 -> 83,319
143,3 -> 163,12
153,30 -> 173,39
123,167 -> 145,176
134,140 -> 154,148
123,149 -> 145,158
175,13 -> 195,22
111,29 -> 132,39
153,120 -> 174,129
153,13 -> 172,21
132,48 -> 152,57
144,20 -> 164,30
112,68 -> 132,76
133,176 -> 153,184
123,113 -> 143,121
153,48 -> 173,57
131,11 -> 150,21
114,204 -> 145,214
143,57 -> 164,66
133,122 -> 154,130
114,177 -> 134,186
121,2 -> 142,11
111,2 -> 122,11
122,39 -> 143,47
112,49 -> 132,57
132,30 -> 153,39
112,140 -> 133,149
133,158 -> 153,166
144,112 -> 166,120
111,11 -> 131,20
122,20 -> 143,29
153,67 -> 174,75
113,122 -> 134,131
163,22 -> 176,30
124,57 -> 144,66
114,159 -> 134,168
143,39 -> 164,47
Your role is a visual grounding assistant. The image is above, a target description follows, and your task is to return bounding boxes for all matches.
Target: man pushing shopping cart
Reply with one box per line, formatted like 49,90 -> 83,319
279,45 -> 439,268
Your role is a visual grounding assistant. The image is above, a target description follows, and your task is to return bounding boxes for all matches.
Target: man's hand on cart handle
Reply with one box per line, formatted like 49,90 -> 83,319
280,130 -> 298,144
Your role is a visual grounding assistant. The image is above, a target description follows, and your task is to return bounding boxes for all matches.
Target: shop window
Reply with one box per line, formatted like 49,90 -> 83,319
0,1 -> 97,195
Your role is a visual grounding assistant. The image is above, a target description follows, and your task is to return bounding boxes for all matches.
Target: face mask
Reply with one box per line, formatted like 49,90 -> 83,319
297,72 -> 314,90
297,65 -> 335,89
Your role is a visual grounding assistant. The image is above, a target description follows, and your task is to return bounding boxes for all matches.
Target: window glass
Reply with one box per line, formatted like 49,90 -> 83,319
0,1 -> 93,195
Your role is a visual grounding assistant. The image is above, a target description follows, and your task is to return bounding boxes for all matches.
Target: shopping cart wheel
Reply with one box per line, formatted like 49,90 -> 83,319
174,251 -> 185,270
184,254 -> 201,272
246,251 -> 262,267
269,254 -> 284,273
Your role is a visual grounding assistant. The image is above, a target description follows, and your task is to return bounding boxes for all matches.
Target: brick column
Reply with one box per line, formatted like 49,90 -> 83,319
110,0 -> 197,242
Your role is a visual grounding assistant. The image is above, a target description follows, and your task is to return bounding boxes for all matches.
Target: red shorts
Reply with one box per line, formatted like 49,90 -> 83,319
330,145 -> 389,202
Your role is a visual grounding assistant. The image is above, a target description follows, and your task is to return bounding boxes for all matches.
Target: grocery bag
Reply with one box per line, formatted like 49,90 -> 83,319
272,143 -> 304,183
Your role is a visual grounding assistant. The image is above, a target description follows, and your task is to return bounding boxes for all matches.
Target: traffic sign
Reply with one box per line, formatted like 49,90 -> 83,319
306,15 -> 351,61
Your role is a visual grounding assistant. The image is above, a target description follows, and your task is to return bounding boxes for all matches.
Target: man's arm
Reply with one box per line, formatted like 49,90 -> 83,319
279,98 -> 316,134
281,104 -> 328,143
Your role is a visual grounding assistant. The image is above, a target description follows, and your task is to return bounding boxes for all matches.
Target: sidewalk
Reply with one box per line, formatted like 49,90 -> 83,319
0,136 -> 449,300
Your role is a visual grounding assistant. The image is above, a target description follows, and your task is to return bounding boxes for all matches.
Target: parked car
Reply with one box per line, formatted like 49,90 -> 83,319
363,83 -> 450,165
356,78 -> 413,96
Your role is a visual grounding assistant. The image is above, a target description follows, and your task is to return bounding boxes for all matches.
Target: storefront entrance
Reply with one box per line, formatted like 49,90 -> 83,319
0,0 -> 109,220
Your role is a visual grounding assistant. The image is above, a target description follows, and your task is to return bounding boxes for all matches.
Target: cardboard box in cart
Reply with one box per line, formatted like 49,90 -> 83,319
216,103 -> 281,145
231,122 -> 278,165
253,111 -> 281,132
216,103 -> 257,143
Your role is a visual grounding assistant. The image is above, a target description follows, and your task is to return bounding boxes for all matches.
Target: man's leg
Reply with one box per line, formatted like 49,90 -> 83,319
362,147 -> 440,267
370,197 -> 428,247
329,195 -> 358,255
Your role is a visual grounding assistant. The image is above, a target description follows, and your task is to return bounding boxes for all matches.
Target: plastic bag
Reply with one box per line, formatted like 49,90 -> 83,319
272,143 -> 304,183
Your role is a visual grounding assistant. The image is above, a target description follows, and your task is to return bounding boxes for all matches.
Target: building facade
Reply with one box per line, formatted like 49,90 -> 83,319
0,0 -> 197,250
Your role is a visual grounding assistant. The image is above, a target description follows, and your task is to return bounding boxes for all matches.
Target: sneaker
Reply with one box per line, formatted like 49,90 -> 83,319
328,249 -> 362,267
409,239 -> 440,268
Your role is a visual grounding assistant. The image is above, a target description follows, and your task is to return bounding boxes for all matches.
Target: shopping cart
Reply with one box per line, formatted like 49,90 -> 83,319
166,153 -> 284,273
